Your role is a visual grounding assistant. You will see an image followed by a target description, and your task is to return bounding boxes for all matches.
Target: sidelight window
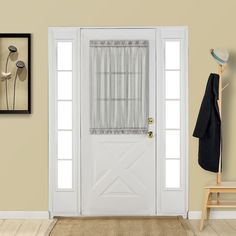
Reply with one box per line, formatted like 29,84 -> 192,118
164,40 -> 182,189
56,41 -> 73,189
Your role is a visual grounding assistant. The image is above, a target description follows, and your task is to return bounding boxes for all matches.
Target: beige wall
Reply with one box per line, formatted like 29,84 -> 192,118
0,0 -> 236,211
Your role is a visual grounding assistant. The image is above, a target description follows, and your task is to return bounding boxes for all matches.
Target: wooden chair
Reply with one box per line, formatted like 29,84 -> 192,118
200,182 -> 236,230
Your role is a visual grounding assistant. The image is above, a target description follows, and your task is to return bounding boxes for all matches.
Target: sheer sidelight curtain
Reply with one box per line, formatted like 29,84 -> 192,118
89,40 -> 149,134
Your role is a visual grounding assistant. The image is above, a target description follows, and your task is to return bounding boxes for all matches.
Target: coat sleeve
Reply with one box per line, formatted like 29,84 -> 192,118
193,77 -> 212,138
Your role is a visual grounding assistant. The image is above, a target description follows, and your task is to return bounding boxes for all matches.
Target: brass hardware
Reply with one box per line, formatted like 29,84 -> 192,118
148,117 -> 154,124
147,131 -> 154,138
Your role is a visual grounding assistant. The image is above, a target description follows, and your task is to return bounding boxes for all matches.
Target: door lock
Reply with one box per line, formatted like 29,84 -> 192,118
147,131 -> 154,138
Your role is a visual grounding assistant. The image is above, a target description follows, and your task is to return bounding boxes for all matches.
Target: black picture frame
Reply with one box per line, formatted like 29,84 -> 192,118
0,33 -> 31,114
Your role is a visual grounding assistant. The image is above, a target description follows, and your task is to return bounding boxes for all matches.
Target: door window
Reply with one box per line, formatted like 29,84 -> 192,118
90,40 -> 149,134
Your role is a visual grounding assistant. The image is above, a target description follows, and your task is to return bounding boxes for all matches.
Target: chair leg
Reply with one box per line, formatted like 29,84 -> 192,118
200,189 -> 210,231
206,193 -> 212,220
217,192 -> 220,203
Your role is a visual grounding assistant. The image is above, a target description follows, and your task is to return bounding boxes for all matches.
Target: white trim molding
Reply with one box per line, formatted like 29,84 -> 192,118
0,211 -> 49,219
158,27 -> 188,215
188,211 -> 236,219
48,27 -> 79,215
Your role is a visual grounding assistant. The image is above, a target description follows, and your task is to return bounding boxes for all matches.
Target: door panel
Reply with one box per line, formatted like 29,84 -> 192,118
81,29 -> 156,215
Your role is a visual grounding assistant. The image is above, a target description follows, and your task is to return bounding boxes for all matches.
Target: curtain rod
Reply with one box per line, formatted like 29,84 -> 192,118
90,40 -> 149,47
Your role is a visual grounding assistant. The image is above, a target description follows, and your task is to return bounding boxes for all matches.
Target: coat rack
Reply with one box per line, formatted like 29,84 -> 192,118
217,63 -> 223,184
200,51 -> 236,231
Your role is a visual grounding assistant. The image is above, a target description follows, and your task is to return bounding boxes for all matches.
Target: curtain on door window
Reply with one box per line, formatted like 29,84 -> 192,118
90,40 -> 149,134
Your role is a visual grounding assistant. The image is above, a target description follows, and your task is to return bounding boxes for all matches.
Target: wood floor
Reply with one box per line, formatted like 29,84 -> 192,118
0,219 -> 56,236
188,219 -> 236,235
1,218 -> 236,235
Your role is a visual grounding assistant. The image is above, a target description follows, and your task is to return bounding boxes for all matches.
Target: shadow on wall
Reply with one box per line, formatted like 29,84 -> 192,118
9,51 -> 18,62
18,67 -> 27,82
222,50 -> 236,178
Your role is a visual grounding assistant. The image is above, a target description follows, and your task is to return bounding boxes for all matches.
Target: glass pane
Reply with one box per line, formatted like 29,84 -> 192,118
57,160 -> 72,189
58,72 -> 72,100
58,101 -> 72,129
165,101 -> 180,129
58,131 -> 72,159
57,41 -> 72,70
165,41 -> 180,70
166,160 -> 180,188
165,71 -> 180,99
166,130 -> 180,158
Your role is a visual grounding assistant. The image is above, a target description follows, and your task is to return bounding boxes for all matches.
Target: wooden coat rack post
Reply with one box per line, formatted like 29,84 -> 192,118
200,63 -> 236,231
217,64 -> 223,184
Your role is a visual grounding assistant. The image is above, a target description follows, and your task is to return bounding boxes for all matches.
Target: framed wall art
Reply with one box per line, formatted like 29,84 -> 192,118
0,33 -> 31,113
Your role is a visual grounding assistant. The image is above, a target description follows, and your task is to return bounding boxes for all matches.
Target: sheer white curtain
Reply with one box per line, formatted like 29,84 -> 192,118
89,40 -> 149,134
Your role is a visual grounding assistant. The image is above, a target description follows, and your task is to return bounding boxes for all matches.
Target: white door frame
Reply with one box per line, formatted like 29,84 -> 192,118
48,26 -> 188,217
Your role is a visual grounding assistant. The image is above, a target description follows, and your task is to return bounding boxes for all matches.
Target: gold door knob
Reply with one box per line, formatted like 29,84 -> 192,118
147,131 -> 154,138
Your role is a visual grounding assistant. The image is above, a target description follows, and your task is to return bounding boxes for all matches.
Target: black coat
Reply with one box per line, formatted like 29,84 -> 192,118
193,73 -> 221,173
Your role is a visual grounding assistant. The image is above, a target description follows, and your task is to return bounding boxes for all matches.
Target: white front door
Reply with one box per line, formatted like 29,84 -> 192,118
49,27 -> 188,217
81,29 -> 156,215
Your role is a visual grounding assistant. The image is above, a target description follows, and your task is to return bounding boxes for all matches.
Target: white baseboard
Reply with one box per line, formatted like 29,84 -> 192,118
188,211 -> 236,219
0,211 -> 49,219
6,210 -> 236,219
